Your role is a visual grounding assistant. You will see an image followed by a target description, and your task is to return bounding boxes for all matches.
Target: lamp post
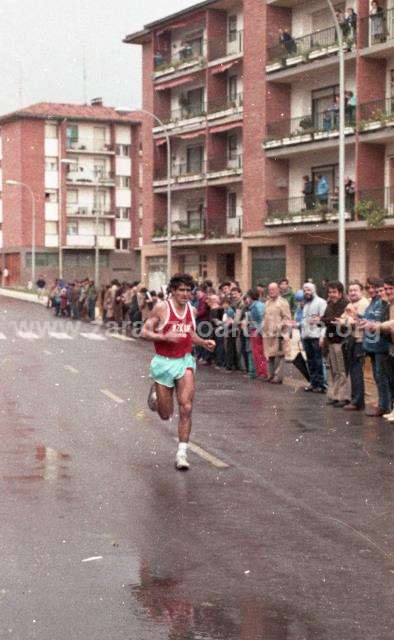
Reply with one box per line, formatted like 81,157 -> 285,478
6,179 -> 37,285
326,0 -> 346,286
115,107 -> 172,282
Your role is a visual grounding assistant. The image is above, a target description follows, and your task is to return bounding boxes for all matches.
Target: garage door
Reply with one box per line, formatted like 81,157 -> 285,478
251,247 -> 286,287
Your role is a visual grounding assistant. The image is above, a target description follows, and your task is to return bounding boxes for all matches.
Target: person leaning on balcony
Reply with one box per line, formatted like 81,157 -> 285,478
302,175 -> 315,211
262,283 -> 291,384
345,8 -> 358,49
278,28 -> 297,55
321,281 -> 351,408
316,174 -> 329,206
370,1 -> 385,43
345,177 -> 356,214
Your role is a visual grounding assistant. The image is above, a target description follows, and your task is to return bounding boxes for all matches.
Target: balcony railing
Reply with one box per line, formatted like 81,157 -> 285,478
154,161 -> 206,181
66,206 -> 115,218
265,109 -> 356,141
357,188 -> 394,223
208,154 -> 243,174
359,8 -> 394,49
266,192 -> 354,224
153,215 -> 205,240
266,25 -> 349,67
66,139 -> 114,153
208,93 -> 243,114
209,30 -> 243,60
66,170 -> 115,184
359,98 -> 394,129
168,103 -> 206,123
154,42 -> 207,72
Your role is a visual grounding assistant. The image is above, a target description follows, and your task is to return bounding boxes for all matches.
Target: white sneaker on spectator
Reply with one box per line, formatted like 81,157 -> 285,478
383,410 -> 394,420
175,452 -> 190,471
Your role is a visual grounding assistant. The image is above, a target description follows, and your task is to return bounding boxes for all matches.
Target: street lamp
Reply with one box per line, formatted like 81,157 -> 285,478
326,0 -> 346,286
6,179 -> 37,285
115,107 -> 172,282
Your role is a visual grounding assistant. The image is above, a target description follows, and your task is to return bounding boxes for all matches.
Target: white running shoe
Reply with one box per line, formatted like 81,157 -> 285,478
175,452 -> 190,471
383,410 -> 394,420
147,384 -> 157,412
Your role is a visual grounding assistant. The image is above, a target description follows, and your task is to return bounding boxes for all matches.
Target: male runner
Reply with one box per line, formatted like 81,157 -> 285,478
141,273 -> 215,471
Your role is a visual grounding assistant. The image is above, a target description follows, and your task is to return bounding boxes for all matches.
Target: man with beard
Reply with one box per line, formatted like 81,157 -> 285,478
301,283 -> 327,393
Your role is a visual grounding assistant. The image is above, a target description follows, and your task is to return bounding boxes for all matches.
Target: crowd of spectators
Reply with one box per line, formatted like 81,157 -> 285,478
45,274 -> 394,422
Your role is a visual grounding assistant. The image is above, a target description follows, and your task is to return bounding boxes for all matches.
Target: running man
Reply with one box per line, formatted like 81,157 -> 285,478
141,273 -> 215,470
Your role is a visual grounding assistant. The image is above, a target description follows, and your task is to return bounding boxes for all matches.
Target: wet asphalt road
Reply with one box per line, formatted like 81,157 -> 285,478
0,297 -> 392,640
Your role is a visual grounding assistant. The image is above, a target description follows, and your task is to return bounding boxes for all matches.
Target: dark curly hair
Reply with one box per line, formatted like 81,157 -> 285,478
168,273 -> 195,292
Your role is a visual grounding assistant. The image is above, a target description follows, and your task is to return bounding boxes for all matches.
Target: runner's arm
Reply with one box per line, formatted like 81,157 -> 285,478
140,302 -> 169,343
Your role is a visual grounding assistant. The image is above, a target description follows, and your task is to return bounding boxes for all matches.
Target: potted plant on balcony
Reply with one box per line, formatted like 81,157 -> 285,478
356,198 -> 387,228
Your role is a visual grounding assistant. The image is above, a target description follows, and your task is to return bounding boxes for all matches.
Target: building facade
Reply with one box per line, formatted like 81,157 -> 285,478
0,101 -> 143,285
125,0 -> 394,292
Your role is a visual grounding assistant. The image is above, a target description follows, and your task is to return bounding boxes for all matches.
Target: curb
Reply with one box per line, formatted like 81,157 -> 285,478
0,287 -> 48,306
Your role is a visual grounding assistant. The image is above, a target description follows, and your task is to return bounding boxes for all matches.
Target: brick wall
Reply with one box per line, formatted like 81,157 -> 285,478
206,185 -> 227,236
2,121 -> 23,247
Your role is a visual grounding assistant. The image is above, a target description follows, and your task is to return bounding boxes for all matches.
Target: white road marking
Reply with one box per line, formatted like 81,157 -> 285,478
82,556 -> 103,563
100,389 -> 125,404
187,441 -> 229,469
43,349 -> 52,355
110,334 -> 136,342
0,333 -> 6,340
17,331 -> 40,340
49,331 -> 73,340
64,365 -> 79,374
80,332 -> 106,341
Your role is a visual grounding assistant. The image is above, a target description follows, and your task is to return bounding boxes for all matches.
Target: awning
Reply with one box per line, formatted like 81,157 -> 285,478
155,75 -> 195,91
179,130 -> 205,140
155,138 -> 167,146
211,60 -> 240,75
209,121 -> 242,134
156,21 -> 187,36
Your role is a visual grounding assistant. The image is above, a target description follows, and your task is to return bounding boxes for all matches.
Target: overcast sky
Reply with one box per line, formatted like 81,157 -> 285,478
0,0 -> 194,115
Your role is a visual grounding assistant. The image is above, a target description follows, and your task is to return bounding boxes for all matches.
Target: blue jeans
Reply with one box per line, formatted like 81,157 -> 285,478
88,299 -> 96,321
214,336 -> 226,368
368,352 -> 392,412
303,338 -> 325,389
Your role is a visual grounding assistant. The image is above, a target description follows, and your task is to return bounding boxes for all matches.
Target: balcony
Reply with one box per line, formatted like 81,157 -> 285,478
359,98 -> 394,139
153,42 -> 207,78
207,93 -> 243,122
154,161 -> 206,188
153,216 -> 205,243
207,154 -> 243,181
263,111 -> 356,151
66,205 -> 115,218
209,30 -> 243,62
66,139 -> 114,154
66,170 -> 115,186
65,235 -> 115,249
163,103 -> 207,125
357,188 -> 394,225
266,25 -> 352,74
265,193 -> 353,227
359,8 -> 394,56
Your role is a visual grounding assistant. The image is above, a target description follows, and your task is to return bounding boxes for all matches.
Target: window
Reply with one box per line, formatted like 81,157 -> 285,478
45,123 -> 58,139
115,144 -> 130,156
93,126 -> 106,151
228,192 -> 237,218
312,85 -> 339,130
45,221 -> 58,235
98,221 -> 111,236
45,157 -> 58,171
228,76 -> 238,103
311,164 -> 338,195
93,161 -> 106,178
228,135 -> 238,160
228,15 -> 237,42
66,190 -> 78,204
179,253 -> 207,279
116,207 -> 130,219
116,176 -> 131,188
45,190 -> 58,203
186,146 -> 203,173
66,124 -> 78,147
66,222 -> 78,235
182,87 -> 204,116
187,203 -> 204,229
138,204 -> 143,220
116,238 -> 130,251
94,189 -> 108,211
26,252 -> 58,267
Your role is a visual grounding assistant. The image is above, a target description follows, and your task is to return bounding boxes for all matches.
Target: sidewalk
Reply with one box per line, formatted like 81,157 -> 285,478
0,287 -> 48,306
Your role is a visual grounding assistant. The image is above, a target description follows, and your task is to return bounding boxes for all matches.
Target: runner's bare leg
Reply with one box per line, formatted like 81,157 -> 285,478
175,368 -> 195,443
155,383 -> 174,420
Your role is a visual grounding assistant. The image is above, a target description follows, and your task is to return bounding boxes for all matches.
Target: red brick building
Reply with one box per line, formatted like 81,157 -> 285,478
0,101 -> 143,285
125,0 -> 394,292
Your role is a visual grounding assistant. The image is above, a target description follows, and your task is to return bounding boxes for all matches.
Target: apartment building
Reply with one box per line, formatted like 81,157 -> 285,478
125,0 -> 394,291
0,100 -> 142,285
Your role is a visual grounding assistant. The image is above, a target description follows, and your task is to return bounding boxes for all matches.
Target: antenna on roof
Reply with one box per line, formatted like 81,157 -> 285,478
82,47 -> 88,105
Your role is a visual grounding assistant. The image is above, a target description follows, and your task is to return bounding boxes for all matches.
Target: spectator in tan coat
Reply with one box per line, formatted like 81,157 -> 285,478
263,282 -> 291,384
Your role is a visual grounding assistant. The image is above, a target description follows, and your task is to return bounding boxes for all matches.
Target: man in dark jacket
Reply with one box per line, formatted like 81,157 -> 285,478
321,281 -> 350,407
